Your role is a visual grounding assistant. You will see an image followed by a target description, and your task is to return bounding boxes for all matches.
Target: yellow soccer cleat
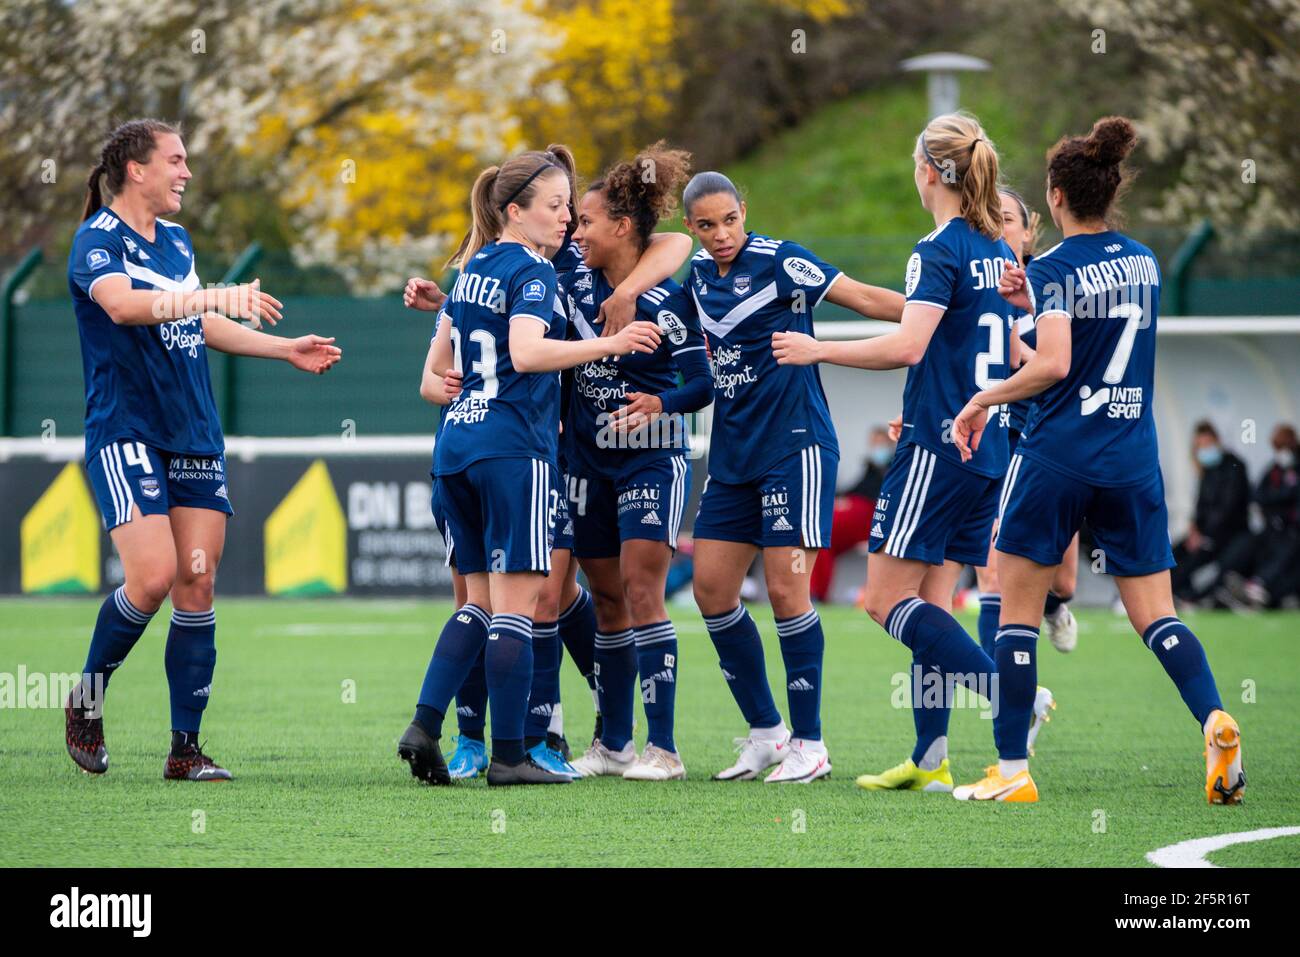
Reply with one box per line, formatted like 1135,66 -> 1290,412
855,758 -> 953,793
953,765 -> 1038,802
1204,709 -> 1245,805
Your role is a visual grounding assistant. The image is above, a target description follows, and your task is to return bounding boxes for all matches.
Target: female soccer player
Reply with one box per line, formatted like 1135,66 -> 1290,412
395,149 -> 662,786
557,143 -> 712,782
684,171 -> 905,784
952,117 -> 1244,804
771,112 -> 1015,794
973,188 -> 1079,666
64,119 -> 342,781
404,147 -> 692,778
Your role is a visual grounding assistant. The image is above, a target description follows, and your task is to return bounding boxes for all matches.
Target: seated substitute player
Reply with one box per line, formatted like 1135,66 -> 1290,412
684,171 -> 905,784
952,117 -> 1244,804
772,112 -> 1016,794
558,143 -> 713,782
63,119 -> 341,781
395,149 -> 662,786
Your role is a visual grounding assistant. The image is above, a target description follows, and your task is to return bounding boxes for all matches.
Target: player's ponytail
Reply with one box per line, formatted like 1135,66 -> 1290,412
1047,116 -> 1138,226
590,141 -> 693,250
915,112 -> 1002,240
82,118 -> 179,221
448,165 -> 503,268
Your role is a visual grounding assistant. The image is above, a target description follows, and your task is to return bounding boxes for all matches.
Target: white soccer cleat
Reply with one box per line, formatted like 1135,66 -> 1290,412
1026,685 -> 1056,756
571,739 -> 637,778
1043,604 -> 1078,653
713,729 -> 790,781
622,744 -> 686,781
763,738 -> 831,784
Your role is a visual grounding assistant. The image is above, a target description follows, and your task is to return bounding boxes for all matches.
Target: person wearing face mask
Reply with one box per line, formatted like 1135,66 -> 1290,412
1215,424 -> 1300,609
808,426 -> 896,603
1171,421 -> 1251,603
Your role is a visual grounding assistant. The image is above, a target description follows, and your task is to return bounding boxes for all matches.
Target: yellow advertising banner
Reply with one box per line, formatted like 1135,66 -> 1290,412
264,459 -> 346,595
20,463 -> 101,594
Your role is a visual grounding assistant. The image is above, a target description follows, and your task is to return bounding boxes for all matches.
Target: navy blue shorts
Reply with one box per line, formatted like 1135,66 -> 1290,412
438,457 -> 555,575
568,454 -> 690,559
693,445 -> 837,549
429,477 -> 457,569
867,442 -> 998,567
996,452 -> 1175,577
89,439 -> 233,531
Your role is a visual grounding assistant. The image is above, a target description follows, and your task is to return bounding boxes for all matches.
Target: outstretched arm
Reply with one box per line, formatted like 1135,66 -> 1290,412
822,275 -> 906,323
772,302 -> 945,370
599,232 -> 694,333
202,313 -> 341,374
95,275 -> 283,328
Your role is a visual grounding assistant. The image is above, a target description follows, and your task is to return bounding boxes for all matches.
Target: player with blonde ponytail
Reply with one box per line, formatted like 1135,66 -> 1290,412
772,111 -> 1019,794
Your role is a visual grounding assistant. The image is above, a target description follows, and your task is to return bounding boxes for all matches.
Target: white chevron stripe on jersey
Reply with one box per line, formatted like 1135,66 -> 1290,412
692,281 -> 779,340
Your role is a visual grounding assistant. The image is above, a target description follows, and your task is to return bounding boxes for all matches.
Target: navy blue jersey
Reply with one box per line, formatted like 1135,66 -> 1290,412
552,238 -> 583,280
68,209 -> 224,460
900,217 -> 1015,479
689,234 -> 841,484
1018,231 -> 1162,487
433,241 -> 559,476
560,266 -> 710,478
1007,312 -> 1035,434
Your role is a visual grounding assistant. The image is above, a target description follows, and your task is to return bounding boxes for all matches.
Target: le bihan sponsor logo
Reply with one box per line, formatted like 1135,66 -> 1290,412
782,257 -> 825,287
50,887 -> 151,937
904,253 -> 922,297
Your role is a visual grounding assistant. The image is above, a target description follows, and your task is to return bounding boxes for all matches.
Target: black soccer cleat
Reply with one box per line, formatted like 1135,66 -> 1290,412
64,693 -> 108,774
486,754 -> 573,787
163,742 -> 232,781
398,722 -> 450,785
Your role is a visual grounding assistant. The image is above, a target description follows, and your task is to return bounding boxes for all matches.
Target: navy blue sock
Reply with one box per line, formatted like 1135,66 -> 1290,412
79,586 -> 155,712
703,606 -> 782,729
1143,617 -> 1223,726
1044,591 -> 1064,616
909,656 -> 953,766
886,597 -> 994,758
594,627 -> 637,751
775,610 -> 823,741
992,624 -> 1039,760
525,621 -> 560,745
560,588 -> 600,733
485,613 -> 533,762
977,593 -> 1001,659
416,603 -> 490,739
164,607 -> 217,733
454,645 -> 487,742
634,621 -> 678,752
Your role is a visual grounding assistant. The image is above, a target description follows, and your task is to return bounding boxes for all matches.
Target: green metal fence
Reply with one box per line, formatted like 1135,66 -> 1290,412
3,225 -> 1298,439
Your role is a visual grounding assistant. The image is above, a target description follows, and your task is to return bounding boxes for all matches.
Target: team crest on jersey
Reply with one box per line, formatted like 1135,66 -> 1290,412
657,310 -> 688,345
783,257 -> 825,287
138,477 -> 161,500
85,249 -> 111,271
523,279 -> 546,302
172,239 -> 189,258
904,253 -> 922,296
572,271 -> 593,292
732,274 -> 751,296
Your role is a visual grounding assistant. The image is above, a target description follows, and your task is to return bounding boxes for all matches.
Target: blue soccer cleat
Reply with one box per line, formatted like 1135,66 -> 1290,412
446,735 -> 488,779
525,741 -> 581,780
